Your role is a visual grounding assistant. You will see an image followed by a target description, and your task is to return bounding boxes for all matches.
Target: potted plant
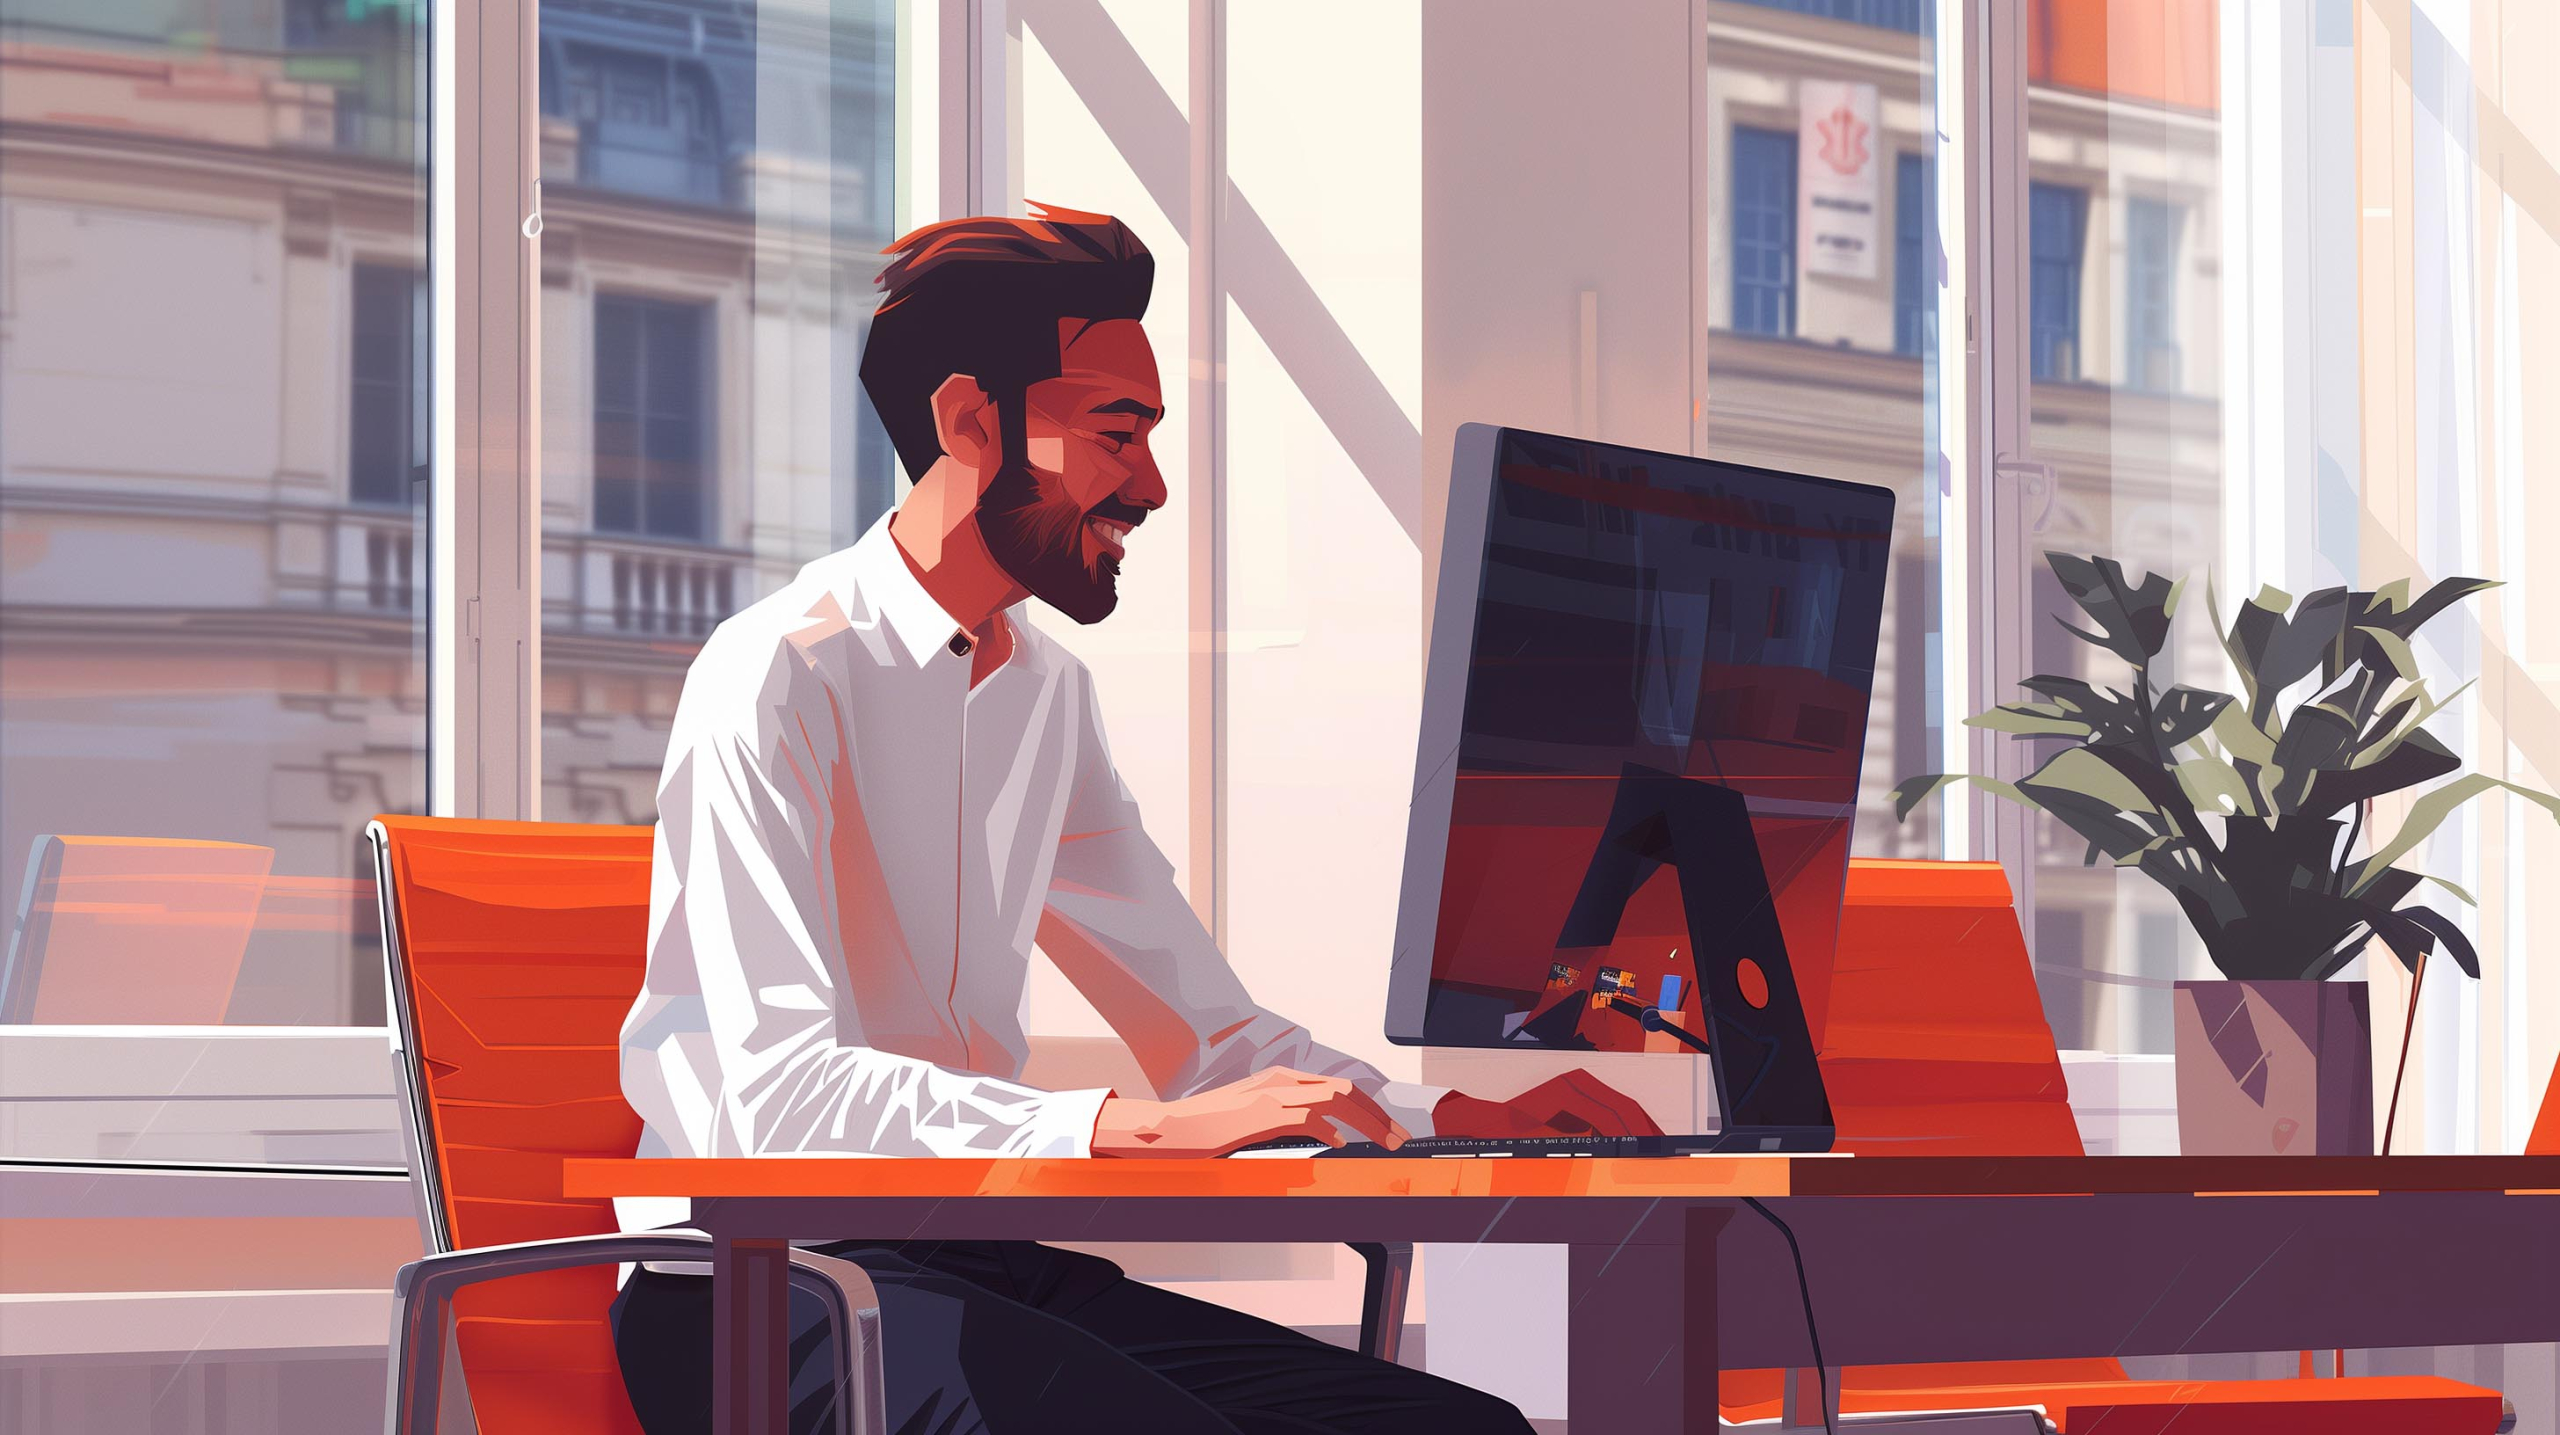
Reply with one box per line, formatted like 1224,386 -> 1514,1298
1893,553 -> 2560,1155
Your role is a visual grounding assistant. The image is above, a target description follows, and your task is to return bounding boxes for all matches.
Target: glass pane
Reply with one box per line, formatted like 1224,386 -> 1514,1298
1221,0 -> 1422,1076
537,0 -> 901,824
0,0 -> 429,1047
1010,0 -> 1198,1044
2016,2 -> 2224,1054
1702,0 -> 1945,864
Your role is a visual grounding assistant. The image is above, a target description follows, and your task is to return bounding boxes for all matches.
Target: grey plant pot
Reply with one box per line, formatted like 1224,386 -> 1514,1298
2171,979 -> 2374,1156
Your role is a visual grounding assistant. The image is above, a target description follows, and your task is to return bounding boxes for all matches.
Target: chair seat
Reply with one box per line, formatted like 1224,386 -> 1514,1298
1721,1369 -> 2503,1434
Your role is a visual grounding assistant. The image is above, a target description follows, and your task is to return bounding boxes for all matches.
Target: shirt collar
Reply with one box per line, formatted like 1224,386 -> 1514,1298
842,513 -> 978,670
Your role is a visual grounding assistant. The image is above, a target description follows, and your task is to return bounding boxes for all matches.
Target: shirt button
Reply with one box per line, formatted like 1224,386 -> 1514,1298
949,633 -> 972,657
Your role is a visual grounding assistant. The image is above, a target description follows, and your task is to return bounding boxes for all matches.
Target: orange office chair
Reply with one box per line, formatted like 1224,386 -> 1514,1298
1710,859 -> 2510,1434
2530,1052 -> 2560,1157
368,815 -> 886,1435
1,835 -> 271,1022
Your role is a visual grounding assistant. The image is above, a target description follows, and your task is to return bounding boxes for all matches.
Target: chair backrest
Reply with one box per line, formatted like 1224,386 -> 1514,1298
2530,1052 -> 2560,1156
1724,858 -> 2116,1418
231,873 -> 380,1024
370,814 -> 655,1435
2,835 -> 272,1023
1820,858 -> 2086,1158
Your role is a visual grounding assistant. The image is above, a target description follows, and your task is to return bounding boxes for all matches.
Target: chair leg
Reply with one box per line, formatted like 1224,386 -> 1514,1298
1349,1242 -> 1413,1365
786,1249 -> 888,1435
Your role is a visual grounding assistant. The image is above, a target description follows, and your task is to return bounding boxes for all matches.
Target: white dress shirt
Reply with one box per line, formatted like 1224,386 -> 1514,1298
620,514 -> 1442,1170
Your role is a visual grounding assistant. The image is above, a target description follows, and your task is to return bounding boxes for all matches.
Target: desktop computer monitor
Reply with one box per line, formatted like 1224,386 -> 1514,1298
1387,425 -> 1894,1067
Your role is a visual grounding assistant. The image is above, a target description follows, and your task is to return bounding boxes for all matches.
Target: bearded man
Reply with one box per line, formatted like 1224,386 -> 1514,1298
610,207 -> 1655,1435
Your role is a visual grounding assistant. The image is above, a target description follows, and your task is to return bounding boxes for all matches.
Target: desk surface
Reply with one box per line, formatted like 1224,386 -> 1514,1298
566,1152 -> 2560,1201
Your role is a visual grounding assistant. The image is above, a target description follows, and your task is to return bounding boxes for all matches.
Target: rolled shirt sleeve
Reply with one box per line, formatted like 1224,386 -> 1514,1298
621,643 -> 1116,1159
1037,669 -> 1448,1138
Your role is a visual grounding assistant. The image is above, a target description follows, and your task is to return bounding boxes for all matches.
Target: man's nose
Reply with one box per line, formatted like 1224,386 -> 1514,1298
1123,451 -> 1168,512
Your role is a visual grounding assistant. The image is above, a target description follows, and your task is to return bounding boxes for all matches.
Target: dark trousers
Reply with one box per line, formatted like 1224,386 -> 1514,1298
609,1240 -> 1529,1435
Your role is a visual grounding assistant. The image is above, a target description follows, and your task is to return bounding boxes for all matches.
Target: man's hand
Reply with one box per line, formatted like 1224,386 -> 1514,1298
1093,1068 -> 1411,1157
1430,1072 -> 1663,1141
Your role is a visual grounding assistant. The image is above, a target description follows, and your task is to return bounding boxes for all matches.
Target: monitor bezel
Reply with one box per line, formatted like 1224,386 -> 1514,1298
1384,422 -> 1899,1049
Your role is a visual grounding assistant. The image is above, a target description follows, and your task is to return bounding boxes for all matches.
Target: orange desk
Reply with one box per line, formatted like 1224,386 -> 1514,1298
567,1155 -> 2560,1434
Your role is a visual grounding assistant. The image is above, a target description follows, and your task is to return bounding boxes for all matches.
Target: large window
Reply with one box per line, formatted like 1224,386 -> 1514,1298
1702,0 -> 1944,874
536,0 -> 899,828
0,0 -> 428,1045
2009,13 -> 2223,1058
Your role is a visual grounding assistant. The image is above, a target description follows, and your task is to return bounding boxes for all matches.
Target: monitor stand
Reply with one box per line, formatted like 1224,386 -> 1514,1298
1551,762 -> 1835,1149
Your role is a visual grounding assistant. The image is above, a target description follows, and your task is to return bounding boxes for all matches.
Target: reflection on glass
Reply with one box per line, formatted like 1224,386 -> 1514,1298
1701,0 -> 1942,864
0,0 -> 429,1028
535,0 -> 900,826
2020,1 -> 2223,1053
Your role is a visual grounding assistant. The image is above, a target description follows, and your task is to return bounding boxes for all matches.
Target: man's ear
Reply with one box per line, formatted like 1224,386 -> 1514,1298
928,374 -> 999,480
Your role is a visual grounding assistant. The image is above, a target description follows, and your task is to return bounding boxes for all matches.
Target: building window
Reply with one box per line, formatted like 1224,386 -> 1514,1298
1727,0 -> 1932,35
2125,196 -> 2183,392
549,42 -> 728,205
1732,126 -> 1798,339
349,264 -> 423,506
2028,181 -> 2087,382
1893,152 -> 1933,358
593,295 -> 710,542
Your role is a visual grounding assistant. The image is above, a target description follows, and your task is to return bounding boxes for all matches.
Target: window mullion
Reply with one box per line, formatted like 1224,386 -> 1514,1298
430,0 -> 544,820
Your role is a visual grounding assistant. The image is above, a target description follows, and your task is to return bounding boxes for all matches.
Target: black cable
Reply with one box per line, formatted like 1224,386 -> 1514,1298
1742,1195 -> 1835,1435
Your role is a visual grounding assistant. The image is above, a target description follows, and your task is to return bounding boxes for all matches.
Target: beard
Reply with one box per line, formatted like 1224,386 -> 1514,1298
977,454 -> 1145,625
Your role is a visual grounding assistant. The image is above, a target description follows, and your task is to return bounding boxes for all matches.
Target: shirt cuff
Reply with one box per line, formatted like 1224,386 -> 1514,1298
1046,1085 -> 1118,1157
1377,1081 -> 1451,1140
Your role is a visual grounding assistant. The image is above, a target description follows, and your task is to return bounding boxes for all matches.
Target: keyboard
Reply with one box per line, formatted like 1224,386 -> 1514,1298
1230,1133 -> 1714,1159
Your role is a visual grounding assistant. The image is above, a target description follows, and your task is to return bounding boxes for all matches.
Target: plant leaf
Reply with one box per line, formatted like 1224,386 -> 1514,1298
2250,587 -> 2352,727
1967,703 -> 2096,738
2207,577 -> 2263,717
2269,700 -> 2361,812
2379,576 -> 2498,641
2175,750 -> 2257,818
2346,775 -> 2560,897
2152,686 -> 2233,749
2046,551 -> 2178,664
2353,624 -> 2419,681
2403,870 -> 2478,907
1890,772 -> 2031,823
2209,701 -> 2279,812
2368,905 -> 2482,980
2350,678 -> 2473,770
2398,906 -> 2481,978
2041,744 -> 2171,814
2302,729 -> 2460,820
2020,675 -> 2141,743
2015,743 -> 2161,825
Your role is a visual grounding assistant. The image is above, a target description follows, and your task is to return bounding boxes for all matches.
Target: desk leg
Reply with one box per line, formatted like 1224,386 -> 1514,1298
1567,1206 -> 1731,1433
713,1234 -> 791,1435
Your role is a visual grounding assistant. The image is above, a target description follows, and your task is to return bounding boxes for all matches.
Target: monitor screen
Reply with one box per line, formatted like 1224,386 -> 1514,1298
1388,426 -> 1894,1053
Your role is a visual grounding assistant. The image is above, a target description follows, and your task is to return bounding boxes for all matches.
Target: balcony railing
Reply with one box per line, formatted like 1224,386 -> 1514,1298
546,532 -> 747,640
329,506 -> 417,614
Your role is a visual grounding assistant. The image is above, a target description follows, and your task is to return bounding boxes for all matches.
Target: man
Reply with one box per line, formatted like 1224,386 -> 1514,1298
612,206 -> 1658,1435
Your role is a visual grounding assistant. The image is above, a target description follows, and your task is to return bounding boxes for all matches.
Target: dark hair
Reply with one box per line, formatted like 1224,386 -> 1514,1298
859,205 -> 1154,479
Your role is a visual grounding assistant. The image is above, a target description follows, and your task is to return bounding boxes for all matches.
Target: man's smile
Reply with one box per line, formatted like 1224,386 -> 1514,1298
1086,513 -> 1135,559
